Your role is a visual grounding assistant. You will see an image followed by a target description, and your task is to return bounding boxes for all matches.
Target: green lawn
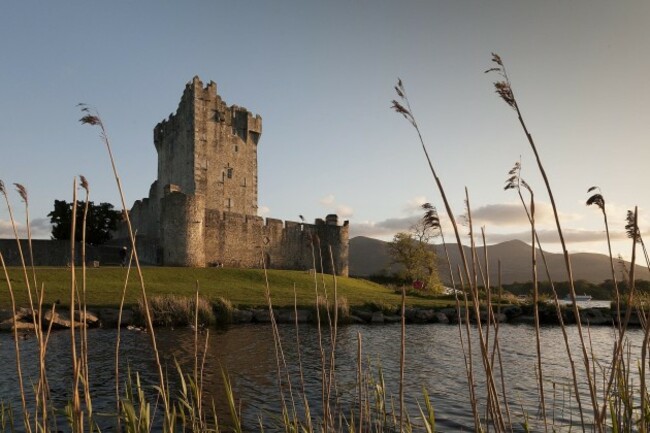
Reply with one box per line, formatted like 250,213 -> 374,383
0,266 -> 454,310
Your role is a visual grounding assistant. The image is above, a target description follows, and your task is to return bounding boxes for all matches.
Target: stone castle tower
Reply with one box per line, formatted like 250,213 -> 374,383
121,77 -> 349,275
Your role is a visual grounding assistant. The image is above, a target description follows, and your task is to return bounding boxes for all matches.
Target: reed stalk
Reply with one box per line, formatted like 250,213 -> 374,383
292,284 -> 313,433
505,161 -> 587,430
493,263 -> 513,430
115,244 -> 134,433
78,176 -> 93,431
587,188 -> 621,330
308,236 -> 328,430
455,266 -> 481,430
261,252 -> 299,432
464,190 -> 507,431
506,170 -> 548,431
326,247 -> 340,432
488,54 -> 601,430
399,284 -> 406,432
357,331 -> 363,433
4,183 -> 57,433
587,191 -> 631,426
393,79 -> 505,432
79,106 -> 169,415
68,177 -> 83,433
0,252 -> 29,433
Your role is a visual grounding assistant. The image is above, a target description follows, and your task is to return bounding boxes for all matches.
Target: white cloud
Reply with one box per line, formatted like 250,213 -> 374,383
258,206 -> 270,217
319,194 -> 335,206
470,202 -> 581,227
336,205 -> 354,218
0,218 -> 51,239
319,194 -> 353,218
403,196 -> 427,214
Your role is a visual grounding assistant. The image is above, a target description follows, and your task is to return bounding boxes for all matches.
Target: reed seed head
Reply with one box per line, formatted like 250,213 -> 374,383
391,79 -> 417,127
80,114 -> 101,126
0,180 -> 5,195
586,193 -> 605,211
79,175 -> 89,192
625,210 -> 640,241
485,53 -> 517,109
13,183 -> 27,204
421,202 -> 440,230
504,161 -> 531,193
494,81 -> 516,109
504,162 -> 520,190
586,186 -> 605,210
78,103 -> 102,127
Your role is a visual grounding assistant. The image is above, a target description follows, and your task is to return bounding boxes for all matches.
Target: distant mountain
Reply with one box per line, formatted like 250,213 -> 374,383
349,236 -> 650,285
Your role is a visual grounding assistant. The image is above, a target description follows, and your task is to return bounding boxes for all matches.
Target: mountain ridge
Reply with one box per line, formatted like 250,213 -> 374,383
349,236 -> 650,284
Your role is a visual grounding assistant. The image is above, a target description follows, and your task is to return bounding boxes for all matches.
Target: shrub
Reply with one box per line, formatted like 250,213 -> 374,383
212,296 -> 234,326
139,294 -> 215,327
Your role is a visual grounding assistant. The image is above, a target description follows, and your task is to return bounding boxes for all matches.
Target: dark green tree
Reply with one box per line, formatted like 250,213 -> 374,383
48,200 -> 122,245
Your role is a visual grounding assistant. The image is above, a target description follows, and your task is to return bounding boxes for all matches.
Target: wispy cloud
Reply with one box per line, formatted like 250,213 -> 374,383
258,205 -> 270,217
351,196 -> 431,238
471,202 -> 581,227
351,215 -> 422,238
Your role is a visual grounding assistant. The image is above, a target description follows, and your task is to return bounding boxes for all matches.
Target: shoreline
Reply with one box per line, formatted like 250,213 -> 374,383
0,302 -> 631,332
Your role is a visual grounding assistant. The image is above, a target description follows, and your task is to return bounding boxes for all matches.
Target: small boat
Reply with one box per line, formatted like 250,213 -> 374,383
564,294 -> 592,302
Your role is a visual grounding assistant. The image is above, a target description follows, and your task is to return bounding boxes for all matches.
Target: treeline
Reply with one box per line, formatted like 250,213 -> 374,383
364,274 -> 650,301
500,279 -> 650,301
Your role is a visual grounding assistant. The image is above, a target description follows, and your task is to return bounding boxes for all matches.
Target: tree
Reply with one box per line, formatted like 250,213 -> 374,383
388,220 -> 442,293
48,199 -> 122,245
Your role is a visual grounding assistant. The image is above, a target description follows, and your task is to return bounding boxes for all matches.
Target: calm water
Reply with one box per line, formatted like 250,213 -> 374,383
0,322 -> 645,432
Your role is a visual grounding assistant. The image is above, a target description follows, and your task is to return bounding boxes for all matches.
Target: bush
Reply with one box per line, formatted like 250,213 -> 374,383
139,294 -> 215,327
313,295 -> 350,324
362,300 -> 399,315
213,296 -> 234,326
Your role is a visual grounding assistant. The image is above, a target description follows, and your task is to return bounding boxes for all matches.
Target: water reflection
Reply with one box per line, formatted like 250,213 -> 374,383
0,323 -> 645,432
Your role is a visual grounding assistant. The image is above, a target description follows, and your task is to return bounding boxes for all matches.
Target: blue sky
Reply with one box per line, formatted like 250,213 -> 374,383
1,0 -> 649,262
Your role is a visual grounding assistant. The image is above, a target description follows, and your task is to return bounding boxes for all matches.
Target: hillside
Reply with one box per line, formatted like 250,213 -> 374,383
349,236 -> 650,285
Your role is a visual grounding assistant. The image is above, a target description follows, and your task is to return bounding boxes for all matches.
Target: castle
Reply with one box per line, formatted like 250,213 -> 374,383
117,77 -> 349,276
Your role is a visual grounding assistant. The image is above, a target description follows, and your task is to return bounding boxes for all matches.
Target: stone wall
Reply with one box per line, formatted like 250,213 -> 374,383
0,239 -> 132,266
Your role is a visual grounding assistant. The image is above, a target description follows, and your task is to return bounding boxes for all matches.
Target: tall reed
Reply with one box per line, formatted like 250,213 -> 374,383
79,106 -> 169,417
393,78 -> 507,431
487,53 -> 601,430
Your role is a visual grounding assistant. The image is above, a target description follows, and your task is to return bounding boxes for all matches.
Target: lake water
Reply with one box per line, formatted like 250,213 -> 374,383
0,322 -> 645,432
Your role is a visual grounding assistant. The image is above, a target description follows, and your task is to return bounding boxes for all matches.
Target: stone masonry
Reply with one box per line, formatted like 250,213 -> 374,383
116,77 -> 349,275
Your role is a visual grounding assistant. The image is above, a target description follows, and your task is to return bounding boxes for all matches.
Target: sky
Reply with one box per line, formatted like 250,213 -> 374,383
0,0 -> 649,263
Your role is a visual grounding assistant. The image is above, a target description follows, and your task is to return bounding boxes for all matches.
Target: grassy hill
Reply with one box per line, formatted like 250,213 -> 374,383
0,266 -> 454,310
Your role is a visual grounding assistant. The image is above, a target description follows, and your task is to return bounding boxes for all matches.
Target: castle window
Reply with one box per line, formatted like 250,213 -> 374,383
242,177 -> 247,187
227,167 -> 233,179
225,198 -> 233,209
235,145 -> 239,152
